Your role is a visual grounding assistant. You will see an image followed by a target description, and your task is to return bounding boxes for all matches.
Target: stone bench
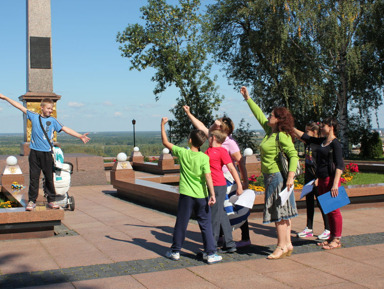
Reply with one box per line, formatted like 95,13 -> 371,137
113,179 -> 180,215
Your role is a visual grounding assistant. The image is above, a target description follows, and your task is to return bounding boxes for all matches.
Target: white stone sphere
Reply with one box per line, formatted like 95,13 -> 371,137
162,148 -> 170,154
117,152 -> 128,162
243,148 -> 253,156
133,146 -> 140,152
6,156 -> 18,166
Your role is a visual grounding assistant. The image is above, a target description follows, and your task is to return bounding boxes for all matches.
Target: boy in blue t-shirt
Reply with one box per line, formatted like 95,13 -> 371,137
0,93 -> 90,211
161,117 -> 222,264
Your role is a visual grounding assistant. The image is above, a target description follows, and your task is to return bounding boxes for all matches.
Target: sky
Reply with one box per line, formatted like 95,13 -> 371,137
0,0 -> 383,134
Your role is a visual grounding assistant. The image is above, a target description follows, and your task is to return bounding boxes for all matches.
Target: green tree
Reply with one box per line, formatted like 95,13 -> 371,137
204,0 -> 329,128
232,118 -> 259,153
116,0 -> 223,143
205,0 -> 383,157
360,131 -> 383,159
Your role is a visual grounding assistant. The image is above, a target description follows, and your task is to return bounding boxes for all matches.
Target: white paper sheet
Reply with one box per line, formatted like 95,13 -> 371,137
279,185 -> 294,206
300,179 -> 316,199
228,189 -> 256,209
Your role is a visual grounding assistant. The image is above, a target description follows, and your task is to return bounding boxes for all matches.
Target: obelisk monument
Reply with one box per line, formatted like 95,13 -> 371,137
19,0 -> 61,156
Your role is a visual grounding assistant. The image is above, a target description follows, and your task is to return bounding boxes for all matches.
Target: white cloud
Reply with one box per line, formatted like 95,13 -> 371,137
103,101 -> 113,106
68,102 -> 85,108
138,102 -> 162,109
114,112 -> 122,117
0,107 -> 3,111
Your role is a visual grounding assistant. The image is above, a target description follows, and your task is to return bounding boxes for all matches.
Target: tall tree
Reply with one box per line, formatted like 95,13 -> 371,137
205,0 -> 383,156
117,0 -> 223,143
232,118 -> 259,153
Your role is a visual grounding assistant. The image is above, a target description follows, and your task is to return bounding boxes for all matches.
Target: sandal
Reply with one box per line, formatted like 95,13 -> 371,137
267,246 -> 287,260
322,238 -> 341,250
317,240 -> 329,247
317,237 -> 333,247
286,243 -> 293,257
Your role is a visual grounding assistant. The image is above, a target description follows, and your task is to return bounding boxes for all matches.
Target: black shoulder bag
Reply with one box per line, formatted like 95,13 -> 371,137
276,132 -> 303,179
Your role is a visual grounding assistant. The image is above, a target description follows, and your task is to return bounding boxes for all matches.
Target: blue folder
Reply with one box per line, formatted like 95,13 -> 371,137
317,186 -> 350,214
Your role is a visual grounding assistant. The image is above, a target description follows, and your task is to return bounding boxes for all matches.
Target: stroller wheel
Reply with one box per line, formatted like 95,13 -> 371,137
69,196 -> 75,211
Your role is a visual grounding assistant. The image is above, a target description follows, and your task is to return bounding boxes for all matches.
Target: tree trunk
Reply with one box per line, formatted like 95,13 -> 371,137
338,53 -> 349,158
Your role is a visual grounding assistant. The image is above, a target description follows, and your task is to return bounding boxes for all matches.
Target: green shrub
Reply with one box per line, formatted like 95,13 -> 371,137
360,131 -> 383,159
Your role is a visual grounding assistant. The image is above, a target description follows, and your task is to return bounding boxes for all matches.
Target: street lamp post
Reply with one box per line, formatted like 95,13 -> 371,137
132,119 -> 136,147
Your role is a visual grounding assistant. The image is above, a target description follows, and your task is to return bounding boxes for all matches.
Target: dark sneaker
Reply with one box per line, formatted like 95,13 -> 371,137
26,201 -> 36,211
218,246 -> 237,253
236,240 -> 251,248
47,202 -> 60,209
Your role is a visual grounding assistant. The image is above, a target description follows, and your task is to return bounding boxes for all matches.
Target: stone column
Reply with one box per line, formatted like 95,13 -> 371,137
19,0 -> 61,156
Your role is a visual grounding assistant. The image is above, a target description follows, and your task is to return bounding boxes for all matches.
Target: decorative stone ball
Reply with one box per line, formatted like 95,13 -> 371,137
243,148 -> 253,156
133,147 -> 140,152
117,152 -> 128,162
162,148 -> 170,154
6,156 -> 18,166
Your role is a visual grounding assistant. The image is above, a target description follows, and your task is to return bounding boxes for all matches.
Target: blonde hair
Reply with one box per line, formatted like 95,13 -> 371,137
210,130 -> 227,144
41,98 -> 54,107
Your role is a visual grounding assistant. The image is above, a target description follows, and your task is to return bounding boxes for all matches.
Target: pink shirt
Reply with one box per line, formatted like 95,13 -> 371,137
221,135 -> 240,173
205,146 -> 232,186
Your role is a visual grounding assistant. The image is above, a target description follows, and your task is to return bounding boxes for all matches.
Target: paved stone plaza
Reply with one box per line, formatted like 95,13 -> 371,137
0,184 -> 383,288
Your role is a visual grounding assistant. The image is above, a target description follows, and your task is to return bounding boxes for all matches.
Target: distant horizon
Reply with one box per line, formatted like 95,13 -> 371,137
1,127 -> 383,136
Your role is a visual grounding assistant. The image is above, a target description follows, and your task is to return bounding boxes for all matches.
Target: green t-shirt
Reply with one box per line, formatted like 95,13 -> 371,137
246,98 -> 299,174
172,145 -> 211,198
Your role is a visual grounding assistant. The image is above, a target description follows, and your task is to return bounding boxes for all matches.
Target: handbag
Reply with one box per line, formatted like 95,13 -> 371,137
39,115 -> 62,169
276,132 -> 303,179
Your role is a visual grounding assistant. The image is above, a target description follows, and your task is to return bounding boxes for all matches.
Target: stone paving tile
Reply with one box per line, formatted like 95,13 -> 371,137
72,275 -> 146,289
0,240 -> 60,275
312,282 -> 368,289
133,268 -> 219,289
1,232 -> 383,289
321,262 -> 384,287
39,236 -> 113,269
265,266 -> 345,288
189,261 -> 292,289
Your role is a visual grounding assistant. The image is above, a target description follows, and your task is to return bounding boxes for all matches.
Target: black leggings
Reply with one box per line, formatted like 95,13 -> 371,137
306,186 -> 329,230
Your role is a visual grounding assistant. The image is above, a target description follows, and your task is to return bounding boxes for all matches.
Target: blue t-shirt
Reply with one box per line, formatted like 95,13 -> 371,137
27,110 -> 63,152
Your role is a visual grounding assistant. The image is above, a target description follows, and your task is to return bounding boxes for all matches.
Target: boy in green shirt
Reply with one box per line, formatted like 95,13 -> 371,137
161,117 -> 222,264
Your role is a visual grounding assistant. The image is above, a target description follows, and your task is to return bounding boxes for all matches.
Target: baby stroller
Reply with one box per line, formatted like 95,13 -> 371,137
43,147 -> 75,211
51,162 -> 75,211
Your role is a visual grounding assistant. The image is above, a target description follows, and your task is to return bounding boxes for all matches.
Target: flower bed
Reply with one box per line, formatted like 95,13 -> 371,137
0,193 -> 20,208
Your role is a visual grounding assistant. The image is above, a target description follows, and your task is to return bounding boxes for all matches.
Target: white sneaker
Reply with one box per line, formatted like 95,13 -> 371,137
165,250 -> 180,261
297,227 -> 313,238
207,253 -> 222,264
318,229 -> 331,240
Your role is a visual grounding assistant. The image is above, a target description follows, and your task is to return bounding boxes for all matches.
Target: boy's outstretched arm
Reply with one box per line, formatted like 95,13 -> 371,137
161,117 -> 173,151
182,105 -> 209,137
205,173 -> 216,206
0,93 -> 27,114
61,126 -> 90,144
226,162 -> 244,196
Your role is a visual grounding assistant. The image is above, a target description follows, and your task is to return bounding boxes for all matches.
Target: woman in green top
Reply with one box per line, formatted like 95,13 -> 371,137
240,86 -> 299,260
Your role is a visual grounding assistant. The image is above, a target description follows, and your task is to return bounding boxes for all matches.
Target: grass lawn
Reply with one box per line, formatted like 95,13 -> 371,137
344,172 -> 384,186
